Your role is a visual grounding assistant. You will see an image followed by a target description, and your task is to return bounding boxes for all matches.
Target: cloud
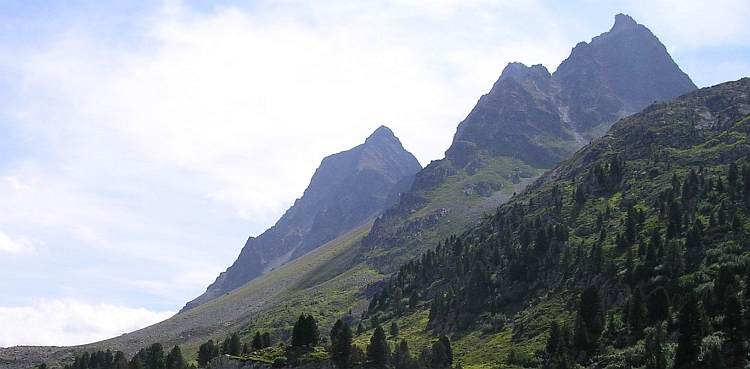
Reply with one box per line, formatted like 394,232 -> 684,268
0,231 -> 35,255
0,299 -> 174,347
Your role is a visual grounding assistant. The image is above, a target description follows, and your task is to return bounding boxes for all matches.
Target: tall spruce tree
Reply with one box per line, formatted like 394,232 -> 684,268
366,325 -> 390,368
674,292 -> 703,369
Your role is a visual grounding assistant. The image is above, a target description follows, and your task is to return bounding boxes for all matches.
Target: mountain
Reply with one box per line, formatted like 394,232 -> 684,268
181,126 -> 421,312
3,14 -> 716,369
361,14 -> 696,271
363,77 -> 750,367
555,13 -> 697,136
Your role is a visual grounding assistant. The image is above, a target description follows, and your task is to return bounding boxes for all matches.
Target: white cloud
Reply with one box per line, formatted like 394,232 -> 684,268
0,299 -> 174,347
0,231 -> 35,255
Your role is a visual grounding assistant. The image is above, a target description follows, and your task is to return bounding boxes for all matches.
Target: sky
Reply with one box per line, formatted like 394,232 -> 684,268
0,0 -> 748,347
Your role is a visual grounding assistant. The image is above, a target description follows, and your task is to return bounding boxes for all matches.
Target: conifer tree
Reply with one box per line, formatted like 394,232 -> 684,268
252,331 -> 263,351
438,335 -> 453,366
366,325 -> 390,368
674,292 -> 703,369
643,323 -> 667,369
165,345 -> 187,369
431,341 -> 449,368
390,321 -> 399,338
145,343 -> 165,369
330,320 -> 352,369
262,332 -> 272,348
392,340 -> 414,369
646,286 -> 670,324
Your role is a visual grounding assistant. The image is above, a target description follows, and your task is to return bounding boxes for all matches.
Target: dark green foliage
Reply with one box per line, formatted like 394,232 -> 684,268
225,333 -> 242,356
330,319 -> 353,368
392,340 -> 415,369
65,344 -> 192,369
643,323 -> 667,369
165,345 -> 186,369
252,331 -> 263,351
438,335 -> 453,366
430,340 -> 449,368
674,292 -> 703,369
145,343 -> 165,369
292,314 -> 320,347
366,325 -> 390,368
646,286 -> 670,325
354,79 -> 750,369
578,285 -> 604,339
390,321 -> 399,338
128,355 -> 145,369
197,340 -> 219,367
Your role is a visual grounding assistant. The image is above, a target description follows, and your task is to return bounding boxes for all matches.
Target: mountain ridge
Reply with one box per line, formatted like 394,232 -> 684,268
181,125 -> 421,312
360,14 -> 697,275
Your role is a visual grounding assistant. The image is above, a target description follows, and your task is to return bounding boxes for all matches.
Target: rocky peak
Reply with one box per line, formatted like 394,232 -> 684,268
555,14 -> 697,131
612,13 -> 637,31
180,126 -> 421,312
365,125 -> 397,145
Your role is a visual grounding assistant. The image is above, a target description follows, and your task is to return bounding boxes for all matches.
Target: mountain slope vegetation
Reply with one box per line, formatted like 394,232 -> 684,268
363,77 -> 750,368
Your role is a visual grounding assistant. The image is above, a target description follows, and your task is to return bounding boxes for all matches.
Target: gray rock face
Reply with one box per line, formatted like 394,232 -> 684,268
181,126 -> 421,312
554,13 -> 697,133
447,13 -> 697,170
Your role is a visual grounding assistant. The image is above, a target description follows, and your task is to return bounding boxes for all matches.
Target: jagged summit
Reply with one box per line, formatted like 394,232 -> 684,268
180,126 -> 421,312
611,13 -> 637,30
496,62 -> 548,84
555,14 -> 696,131
365,14 -> 697,269
446,14 -> 697,170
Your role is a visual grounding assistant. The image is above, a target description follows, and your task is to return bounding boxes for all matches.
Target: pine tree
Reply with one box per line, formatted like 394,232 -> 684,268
579,285 -> 604,339
390,321 -> 399,338
292,314 -> 306,347
366,325 -> 390,368
165,345 -> 187,369
629,287 -> 647,341
128,355 -> 146,369
197,340 -> 219,367
114,351 -> 128,369
262,332 -> 272,348
145,343 -> 165,369
674,292 -> 703,369
252,331 -> 263,351
646,286 -> 670,325
392,340 -> 414,369
431,341 -> 449,368
546,321 -> 561,356
643,323 -> 667,369
228,333 -> 242,356
330,320 -> 352,369
438,335 -> 453,366
408,290 -> 420,310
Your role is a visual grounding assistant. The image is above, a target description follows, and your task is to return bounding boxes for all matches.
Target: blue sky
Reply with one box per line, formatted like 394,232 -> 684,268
0,0 -> 748,346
